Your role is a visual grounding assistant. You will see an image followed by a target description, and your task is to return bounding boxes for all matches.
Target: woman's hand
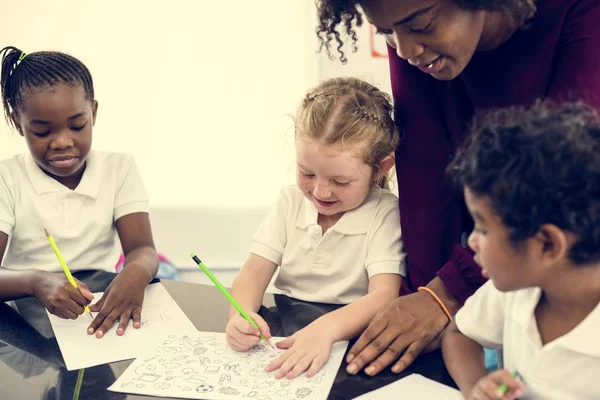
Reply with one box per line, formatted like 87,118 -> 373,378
33,271 -> 94,319
467,370 -> 525,400
226,312 -> 272,351
266,320 -> 334,380
346,289 -> 450,376
87,266 -> 148,338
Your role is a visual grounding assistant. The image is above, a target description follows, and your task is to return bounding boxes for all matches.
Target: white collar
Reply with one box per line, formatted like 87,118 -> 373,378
295,188 -> 384,235
24,151 -> 100,198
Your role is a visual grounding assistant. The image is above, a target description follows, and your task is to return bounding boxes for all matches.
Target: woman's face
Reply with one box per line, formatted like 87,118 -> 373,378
360,0 -> 487,80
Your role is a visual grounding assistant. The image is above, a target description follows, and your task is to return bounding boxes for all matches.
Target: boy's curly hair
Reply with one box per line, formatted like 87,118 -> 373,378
316,0 -> 537,64
448,101 -> 600,266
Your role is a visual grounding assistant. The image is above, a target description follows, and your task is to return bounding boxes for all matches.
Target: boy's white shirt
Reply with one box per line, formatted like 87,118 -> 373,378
251,185 -> 405,304
456,280 -> 600,400
0,150 -> 148,272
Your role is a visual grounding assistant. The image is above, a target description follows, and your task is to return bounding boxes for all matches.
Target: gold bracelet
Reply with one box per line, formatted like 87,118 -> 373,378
418,286 -> 453,322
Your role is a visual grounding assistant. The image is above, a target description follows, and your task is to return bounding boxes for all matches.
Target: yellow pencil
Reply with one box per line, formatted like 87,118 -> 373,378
44,229 -> 93,320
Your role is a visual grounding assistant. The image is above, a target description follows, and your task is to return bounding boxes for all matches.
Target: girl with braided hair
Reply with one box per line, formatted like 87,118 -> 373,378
0,46 -> 159,338
315,0 -> 600,377
226,77 -> 405,379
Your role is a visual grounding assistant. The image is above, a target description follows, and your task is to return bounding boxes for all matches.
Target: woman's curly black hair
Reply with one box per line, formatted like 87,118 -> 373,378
316,0 -> 537,64
448,101 -> 600,266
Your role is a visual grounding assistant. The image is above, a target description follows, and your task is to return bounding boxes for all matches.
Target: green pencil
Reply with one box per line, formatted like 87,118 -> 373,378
498,370 -> 521,394
190,253 -> 274,348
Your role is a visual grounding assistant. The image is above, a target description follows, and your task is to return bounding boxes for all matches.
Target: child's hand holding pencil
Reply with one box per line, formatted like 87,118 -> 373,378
44,229 -> 95,321
226,312 -> 273,351
33,270 -> 94,320
468,369 -> 525,400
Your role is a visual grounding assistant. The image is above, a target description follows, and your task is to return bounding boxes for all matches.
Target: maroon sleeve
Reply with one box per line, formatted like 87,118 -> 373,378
547,0 -> 600,108
437,245 -> 486,305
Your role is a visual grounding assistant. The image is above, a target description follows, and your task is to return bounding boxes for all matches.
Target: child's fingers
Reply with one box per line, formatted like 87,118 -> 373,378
233,317 -> 260,336
75,280 -> 94,302
306,355 -> 327,378
275,349 -> 305,379
228,334 -> 252,352
285,353 -> 314,380
488,370 -> 525,398
469,382 -> 498,400
131,308 -> 142,329
250,313 -> 271,338
115,309 -> 136,336
233,325 -> 261,347
275,336 -> 294,350
89,307 -> 120,338
87,293 -> 106,313
266,347 -> 294,373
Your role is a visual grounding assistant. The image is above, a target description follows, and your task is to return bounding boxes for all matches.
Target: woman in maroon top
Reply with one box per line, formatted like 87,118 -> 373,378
316,0 -> 600,376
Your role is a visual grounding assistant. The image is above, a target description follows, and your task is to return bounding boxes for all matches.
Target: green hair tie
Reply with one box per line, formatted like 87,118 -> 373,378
17,52 -> 27,62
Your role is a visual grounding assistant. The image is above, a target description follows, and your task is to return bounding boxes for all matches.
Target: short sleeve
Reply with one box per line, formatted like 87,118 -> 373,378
0,166 -> 16,236
365,193 -> 406,278
250,188 -> 290,265
455,280 -> 506,349
114,155 -> 149,221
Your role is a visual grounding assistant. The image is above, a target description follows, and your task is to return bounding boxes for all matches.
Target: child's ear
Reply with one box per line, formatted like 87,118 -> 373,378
91,100 -> 99,125
377,155 -> 395,176
10,112 -> 24,136
535,224 -> 569,264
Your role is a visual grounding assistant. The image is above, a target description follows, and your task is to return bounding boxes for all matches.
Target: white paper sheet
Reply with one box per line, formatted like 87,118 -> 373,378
109,331 -> 348,400
352,373 -> 462,399
47,282 -> 196,370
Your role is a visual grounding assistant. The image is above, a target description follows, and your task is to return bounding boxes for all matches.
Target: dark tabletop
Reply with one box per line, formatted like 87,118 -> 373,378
0,271 -> 455,400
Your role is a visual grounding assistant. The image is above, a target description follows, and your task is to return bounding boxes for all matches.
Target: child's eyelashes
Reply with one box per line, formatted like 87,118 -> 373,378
334,181 -> 350,187
71,123 -> 87,131
473,227 -> 487,235
30,123 -> 87,137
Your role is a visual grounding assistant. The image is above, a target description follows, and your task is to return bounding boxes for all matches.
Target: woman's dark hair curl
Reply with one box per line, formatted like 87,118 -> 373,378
316,0 -> 537,63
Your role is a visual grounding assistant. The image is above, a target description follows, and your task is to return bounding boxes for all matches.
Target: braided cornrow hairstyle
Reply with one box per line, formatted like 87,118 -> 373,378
0,46 -> 94,129
296,77 -> 400,189
315,0 -> 537,63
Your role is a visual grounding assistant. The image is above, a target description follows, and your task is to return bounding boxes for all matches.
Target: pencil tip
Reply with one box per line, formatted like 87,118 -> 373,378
44,228 -> 50,237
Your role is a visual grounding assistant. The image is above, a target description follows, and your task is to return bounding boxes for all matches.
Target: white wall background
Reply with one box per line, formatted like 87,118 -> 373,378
0,1 -> 391,285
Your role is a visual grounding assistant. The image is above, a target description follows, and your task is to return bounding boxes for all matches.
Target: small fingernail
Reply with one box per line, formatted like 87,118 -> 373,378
347,364 -> 357,374
87,327 -> 94,334
365,366 -> 376,375
346,354 -> 355,363
392,366 -> 400,373
96,330 -> 104,338
134,322 -> 140,328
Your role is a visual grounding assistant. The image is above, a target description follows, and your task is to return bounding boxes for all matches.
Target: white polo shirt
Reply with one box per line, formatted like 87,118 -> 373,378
251,185 -> 405,304
0,151 -> 149,272
456,280 -> 600,399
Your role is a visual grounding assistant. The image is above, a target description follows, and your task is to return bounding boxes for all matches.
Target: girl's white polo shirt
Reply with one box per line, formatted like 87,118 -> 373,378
251,185 -> 406,304
0,151 -> 149,272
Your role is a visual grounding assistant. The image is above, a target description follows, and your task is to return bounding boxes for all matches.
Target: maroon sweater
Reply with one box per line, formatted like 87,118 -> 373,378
391,0 -> 600,303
